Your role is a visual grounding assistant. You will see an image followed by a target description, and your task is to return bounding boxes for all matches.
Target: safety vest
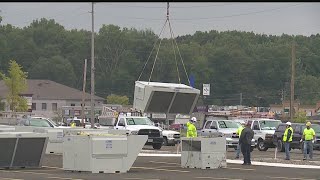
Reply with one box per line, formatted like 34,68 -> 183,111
186,122 -> 197,138
283,127 -> 293,142
237,126 -> 244,137
303,128 -> 315,141
70,122 -> 76,127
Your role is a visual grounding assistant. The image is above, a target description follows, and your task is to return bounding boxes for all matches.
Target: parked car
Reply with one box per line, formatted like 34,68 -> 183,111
273,123 -> 320,152
158,127 -> 180,146
246,119 -> 281,151
17,117 -> 61,128
199,119 -> 256,151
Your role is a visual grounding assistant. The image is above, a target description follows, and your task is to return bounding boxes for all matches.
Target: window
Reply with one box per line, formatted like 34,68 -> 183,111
42,103 -> 47,110
71,103 -> 75,106
218,120 -> 239,128
294,125 -> 302,133
204,121 -> 212,129
118,118 -> 125,126
252,121 -> 260,130
52,103 -> 57,111
32,103 -> 36,110
277,125 -> 286,131
210,121 -> 218,129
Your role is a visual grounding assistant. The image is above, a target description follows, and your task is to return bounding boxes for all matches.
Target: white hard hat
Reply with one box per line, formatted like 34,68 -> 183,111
240,121 -> 246,125
191,117 -> 197,122
286,122 -> 291,126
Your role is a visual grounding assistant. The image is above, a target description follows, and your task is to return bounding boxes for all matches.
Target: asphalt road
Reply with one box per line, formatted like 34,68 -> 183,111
0,150 -> 319,180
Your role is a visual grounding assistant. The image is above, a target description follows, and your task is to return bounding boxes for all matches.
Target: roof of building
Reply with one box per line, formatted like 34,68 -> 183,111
0,79 -> 104,101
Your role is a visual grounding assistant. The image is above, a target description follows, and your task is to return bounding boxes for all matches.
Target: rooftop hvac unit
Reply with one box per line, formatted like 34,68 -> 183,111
181,137 -> 227,169
63,133 -> 147,173
0,132 -> 48,168
133,81 -> 200,114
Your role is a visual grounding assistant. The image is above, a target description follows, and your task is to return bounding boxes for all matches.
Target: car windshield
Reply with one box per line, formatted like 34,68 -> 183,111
260,120 -> 281,130
218,121 -> 240,129
313,125 -> 320,134
126,117 -> 154,125
29,119 -> 52,127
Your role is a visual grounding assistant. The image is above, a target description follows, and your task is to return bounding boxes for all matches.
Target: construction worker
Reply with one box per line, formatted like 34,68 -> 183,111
301,121 -> 316,160
70,120 -> 76,128
235,121 -> 246,159
283,122 -> 293,160
186,117 -> 197,138
239,121 -> 254,165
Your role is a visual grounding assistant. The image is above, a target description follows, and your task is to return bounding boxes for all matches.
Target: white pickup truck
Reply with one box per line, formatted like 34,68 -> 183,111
247,119 -> 281,151
114,115 -> 164,149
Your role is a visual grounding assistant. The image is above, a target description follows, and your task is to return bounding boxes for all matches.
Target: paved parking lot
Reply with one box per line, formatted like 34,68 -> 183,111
0,148 -> 320,180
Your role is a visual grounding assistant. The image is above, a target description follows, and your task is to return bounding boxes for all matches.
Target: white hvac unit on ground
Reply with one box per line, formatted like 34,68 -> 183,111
133,81 -> 200,114
0,132 -> 48,168
181,137 -> 227,169
0,125 -> 15,132
15,126 -> 64,154
63,133 -> 147,173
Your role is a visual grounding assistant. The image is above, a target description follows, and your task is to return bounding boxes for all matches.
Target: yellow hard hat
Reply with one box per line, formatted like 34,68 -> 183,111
306,122 -> 311,126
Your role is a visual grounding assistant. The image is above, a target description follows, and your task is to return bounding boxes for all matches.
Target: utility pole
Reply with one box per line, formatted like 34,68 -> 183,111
240,93 -> 243,106
81,59 -> 87,128
290,42 -> 296,121
90,2 -> 95,128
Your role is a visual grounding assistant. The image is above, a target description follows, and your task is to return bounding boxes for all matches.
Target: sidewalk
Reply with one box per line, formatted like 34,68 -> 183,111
138,153 -> 320,169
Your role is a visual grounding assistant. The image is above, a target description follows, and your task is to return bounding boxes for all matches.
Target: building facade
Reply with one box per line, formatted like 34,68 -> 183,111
0,79 -> 104,119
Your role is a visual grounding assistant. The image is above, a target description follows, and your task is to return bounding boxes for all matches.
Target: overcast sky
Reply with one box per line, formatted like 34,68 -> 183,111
1,2 -> 319,37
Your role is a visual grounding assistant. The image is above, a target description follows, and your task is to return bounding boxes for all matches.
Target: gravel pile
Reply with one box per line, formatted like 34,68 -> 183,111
253,157 -> 320,166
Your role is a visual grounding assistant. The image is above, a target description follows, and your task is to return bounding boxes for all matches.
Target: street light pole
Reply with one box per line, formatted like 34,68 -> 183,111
90,2 -> 95,128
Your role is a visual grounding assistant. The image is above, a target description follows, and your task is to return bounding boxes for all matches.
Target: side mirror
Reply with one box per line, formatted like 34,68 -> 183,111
210,126 -> 217,130
118,122 -> 125,126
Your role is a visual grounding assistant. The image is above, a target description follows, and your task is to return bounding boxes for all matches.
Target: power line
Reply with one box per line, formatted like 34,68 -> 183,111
98,3 -> 302,21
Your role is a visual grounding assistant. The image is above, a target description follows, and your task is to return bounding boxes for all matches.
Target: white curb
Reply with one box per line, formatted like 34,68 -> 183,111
138,153 -> 320,169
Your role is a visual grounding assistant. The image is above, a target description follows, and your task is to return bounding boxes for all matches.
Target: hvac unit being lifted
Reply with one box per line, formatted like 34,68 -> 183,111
134,3 -> 200,114
134,81 -> 200,114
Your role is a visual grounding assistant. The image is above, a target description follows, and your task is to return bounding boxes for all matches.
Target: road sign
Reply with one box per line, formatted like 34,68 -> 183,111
203,84 -> 210,96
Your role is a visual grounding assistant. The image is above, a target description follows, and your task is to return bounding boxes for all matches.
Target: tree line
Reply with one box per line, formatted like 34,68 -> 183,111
1,18 -> 320,106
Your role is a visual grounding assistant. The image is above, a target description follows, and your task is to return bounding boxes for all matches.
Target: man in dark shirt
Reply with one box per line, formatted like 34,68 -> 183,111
239,121 -> 254,165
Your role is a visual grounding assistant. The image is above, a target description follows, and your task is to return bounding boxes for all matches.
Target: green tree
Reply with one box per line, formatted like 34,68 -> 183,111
106,94 -> 129,105
0,60 -> 28,112
293,111 -> 308,123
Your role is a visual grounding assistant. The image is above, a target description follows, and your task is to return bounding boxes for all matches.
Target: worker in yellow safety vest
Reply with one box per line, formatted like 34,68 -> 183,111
70,120 -> 76,128
283,122 -> 293,160
301,121 -> 316,160
235,121 -> 246,159
186,117 -> 197,138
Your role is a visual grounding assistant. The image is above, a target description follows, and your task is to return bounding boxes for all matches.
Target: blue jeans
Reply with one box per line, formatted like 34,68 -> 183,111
304,141 -> 313,159
284,142 -> 290,160
236,143 -> 241,158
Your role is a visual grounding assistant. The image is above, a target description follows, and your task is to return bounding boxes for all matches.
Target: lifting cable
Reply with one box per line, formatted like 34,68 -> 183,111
137,2 -> 191,86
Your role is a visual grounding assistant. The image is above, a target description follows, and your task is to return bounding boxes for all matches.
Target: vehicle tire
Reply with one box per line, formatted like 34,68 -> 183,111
234,147 -> 238,150
153,143 -> 162,150
163,137 -> 168,146
277,139 -> 284,152
257,139 -> 268,151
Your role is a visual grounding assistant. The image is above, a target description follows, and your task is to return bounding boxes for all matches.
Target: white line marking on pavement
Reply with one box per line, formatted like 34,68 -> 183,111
47,177 -> 84,180
132,167 -> 189,173
266,176 -> 316,180
149,161 -> 180,165
138,153 -> 320,169
123,178 -> 160,180
0,178 -> 24,180
195,177 -> 243,180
